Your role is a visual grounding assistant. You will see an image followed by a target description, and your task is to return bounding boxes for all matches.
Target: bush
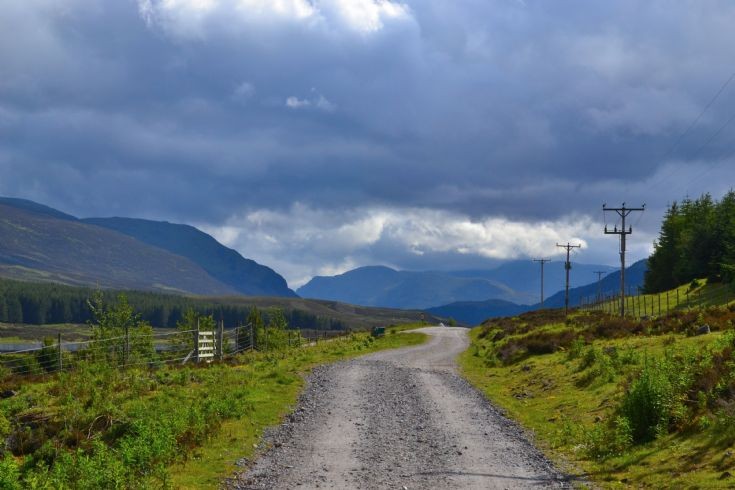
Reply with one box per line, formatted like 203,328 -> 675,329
619,356 -> 690,443
584,415 -> 633,459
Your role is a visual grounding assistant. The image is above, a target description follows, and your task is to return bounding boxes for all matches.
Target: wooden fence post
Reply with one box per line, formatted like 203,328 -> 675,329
57,332 -> 62,372
194,319 -> 200,363
218,319 -> 224,361
125,325 -> 130,365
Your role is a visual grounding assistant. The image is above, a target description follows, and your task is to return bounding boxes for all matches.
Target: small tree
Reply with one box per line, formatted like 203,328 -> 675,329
87,292 -> 154,365
247,306 -> 265,350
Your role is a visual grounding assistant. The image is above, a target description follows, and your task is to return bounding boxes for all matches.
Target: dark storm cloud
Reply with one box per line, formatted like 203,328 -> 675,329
1,0 -> 735,284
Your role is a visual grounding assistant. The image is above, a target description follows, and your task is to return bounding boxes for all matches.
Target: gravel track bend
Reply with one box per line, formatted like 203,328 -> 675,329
229,327 -> 570,489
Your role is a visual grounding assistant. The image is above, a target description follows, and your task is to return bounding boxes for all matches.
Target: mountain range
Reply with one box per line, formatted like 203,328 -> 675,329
426,259 -> 648,324
297,261 -> 616,310
0,197 -> 295,297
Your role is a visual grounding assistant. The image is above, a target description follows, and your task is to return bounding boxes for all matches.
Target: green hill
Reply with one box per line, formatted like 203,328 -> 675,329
0,202 -> 237,295
83,217 -> 296,297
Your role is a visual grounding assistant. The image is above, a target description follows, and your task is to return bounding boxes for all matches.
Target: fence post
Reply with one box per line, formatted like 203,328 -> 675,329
250,323 -> 254,351
194,319 -> 200,363
218,319 -> 224,361
658,294 -> 661,316
265,327 -> 269,351
57,332 -> 62,372
235,325 -> 239,354
125,325 -> 130,365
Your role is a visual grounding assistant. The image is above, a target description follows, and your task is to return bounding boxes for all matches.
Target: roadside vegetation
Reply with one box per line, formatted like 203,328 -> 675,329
0,295 -> 426,489
461,291 -> 735,488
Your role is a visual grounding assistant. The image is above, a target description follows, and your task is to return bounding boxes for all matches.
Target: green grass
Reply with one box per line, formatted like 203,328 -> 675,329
587,279 -> 735,318
0,330 -> 426,489
460,307 -> 735,488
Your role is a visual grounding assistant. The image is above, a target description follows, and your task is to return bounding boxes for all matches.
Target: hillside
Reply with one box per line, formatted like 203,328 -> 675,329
426,299 -> 528,325
0,203 -> 239,295
425,260 -> 647,325
0,197 -> 296,298
84,217 -> 296,297
297,266 -> 519,309
461,289 -> 735,488
0,277 -> 439,331
539,259 -> 648,309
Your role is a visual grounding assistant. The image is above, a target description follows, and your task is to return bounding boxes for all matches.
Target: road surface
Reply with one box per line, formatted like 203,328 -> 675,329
229,327 -> 570,489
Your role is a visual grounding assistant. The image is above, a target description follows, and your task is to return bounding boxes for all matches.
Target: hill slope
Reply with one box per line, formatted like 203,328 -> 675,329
426,299 -> 528,325
540,259 -> 648,309
0,203 -> 236,295
447,260 -> 616,303
84,217 -> 296,297
297,266 -> 519,309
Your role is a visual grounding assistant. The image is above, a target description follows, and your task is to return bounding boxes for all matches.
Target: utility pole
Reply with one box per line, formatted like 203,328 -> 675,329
593,271 -> 607,304
557,242 -> 582,316
603,203 -> 645,317
533,258 -> 551,308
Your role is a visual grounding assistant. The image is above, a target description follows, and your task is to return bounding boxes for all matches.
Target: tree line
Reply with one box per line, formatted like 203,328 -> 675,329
0,278 -> 348,330
645,190 -> 735,293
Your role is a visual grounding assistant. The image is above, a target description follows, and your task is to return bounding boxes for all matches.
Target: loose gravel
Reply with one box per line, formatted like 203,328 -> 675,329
227,327 -> 571,489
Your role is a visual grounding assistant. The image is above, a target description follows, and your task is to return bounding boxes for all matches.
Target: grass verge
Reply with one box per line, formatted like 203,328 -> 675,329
459,307 -> 735,489
0,330 -> 425,489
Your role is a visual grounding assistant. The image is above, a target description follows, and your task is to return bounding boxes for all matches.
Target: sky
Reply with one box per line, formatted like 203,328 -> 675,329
2,0 -> 735,288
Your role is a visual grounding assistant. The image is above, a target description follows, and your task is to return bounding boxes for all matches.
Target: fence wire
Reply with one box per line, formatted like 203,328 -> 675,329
0,326 -> 351,378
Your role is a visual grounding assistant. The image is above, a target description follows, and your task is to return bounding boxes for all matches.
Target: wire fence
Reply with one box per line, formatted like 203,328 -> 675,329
579,282 -> 735,319
0,324 -> 351,378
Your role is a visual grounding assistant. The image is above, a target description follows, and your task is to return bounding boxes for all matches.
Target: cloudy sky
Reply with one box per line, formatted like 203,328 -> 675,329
2,1 -> 735,287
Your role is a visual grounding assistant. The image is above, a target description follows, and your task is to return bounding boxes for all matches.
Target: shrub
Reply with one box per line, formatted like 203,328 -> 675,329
584,415 -> 633,459
0,454 -> 21,490
619,356 -> 690,443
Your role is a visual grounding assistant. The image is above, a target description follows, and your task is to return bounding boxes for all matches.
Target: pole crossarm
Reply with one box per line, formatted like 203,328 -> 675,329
602,203 -> 645,317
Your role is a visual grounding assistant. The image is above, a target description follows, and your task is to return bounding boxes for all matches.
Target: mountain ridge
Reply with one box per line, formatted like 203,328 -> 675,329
0,198 -> 295,298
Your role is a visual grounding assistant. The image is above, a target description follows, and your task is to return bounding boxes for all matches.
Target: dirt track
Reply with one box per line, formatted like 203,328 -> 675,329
229,327 -> 570,489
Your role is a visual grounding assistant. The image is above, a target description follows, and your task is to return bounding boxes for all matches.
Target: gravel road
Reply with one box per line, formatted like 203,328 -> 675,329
228,327 -> 570,489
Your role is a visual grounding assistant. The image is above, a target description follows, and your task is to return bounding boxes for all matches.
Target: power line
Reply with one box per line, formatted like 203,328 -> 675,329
647,70 -> 735,193
532,258 -> 551,308
603,202 -> 645,317
556,242 -> 582,316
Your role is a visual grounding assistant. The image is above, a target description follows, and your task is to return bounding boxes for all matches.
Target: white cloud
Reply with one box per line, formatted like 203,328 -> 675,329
285,96 -> 310,108
201,204 -> 600,287
137,0 -> 411,38
233,81 -> 255,100
285,93 -> 336,111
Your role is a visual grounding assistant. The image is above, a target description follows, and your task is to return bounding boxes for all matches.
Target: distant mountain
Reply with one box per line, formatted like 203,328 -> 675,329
298,260 -> 616,310
539,259 -> 648,309
426,299 -> 528,326
83,217 -> 296,297
297,266 -> 520,310
424,260 -> 648,325
447,260 -> 616,304
0,198 -> 295,297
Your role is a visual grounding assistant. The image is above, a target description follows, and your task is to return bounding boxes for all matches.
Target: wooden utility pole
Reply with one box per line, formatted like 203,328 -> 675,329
533,258 -> 551,308
603,203 -> 645,317
557,242 -> 582,316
